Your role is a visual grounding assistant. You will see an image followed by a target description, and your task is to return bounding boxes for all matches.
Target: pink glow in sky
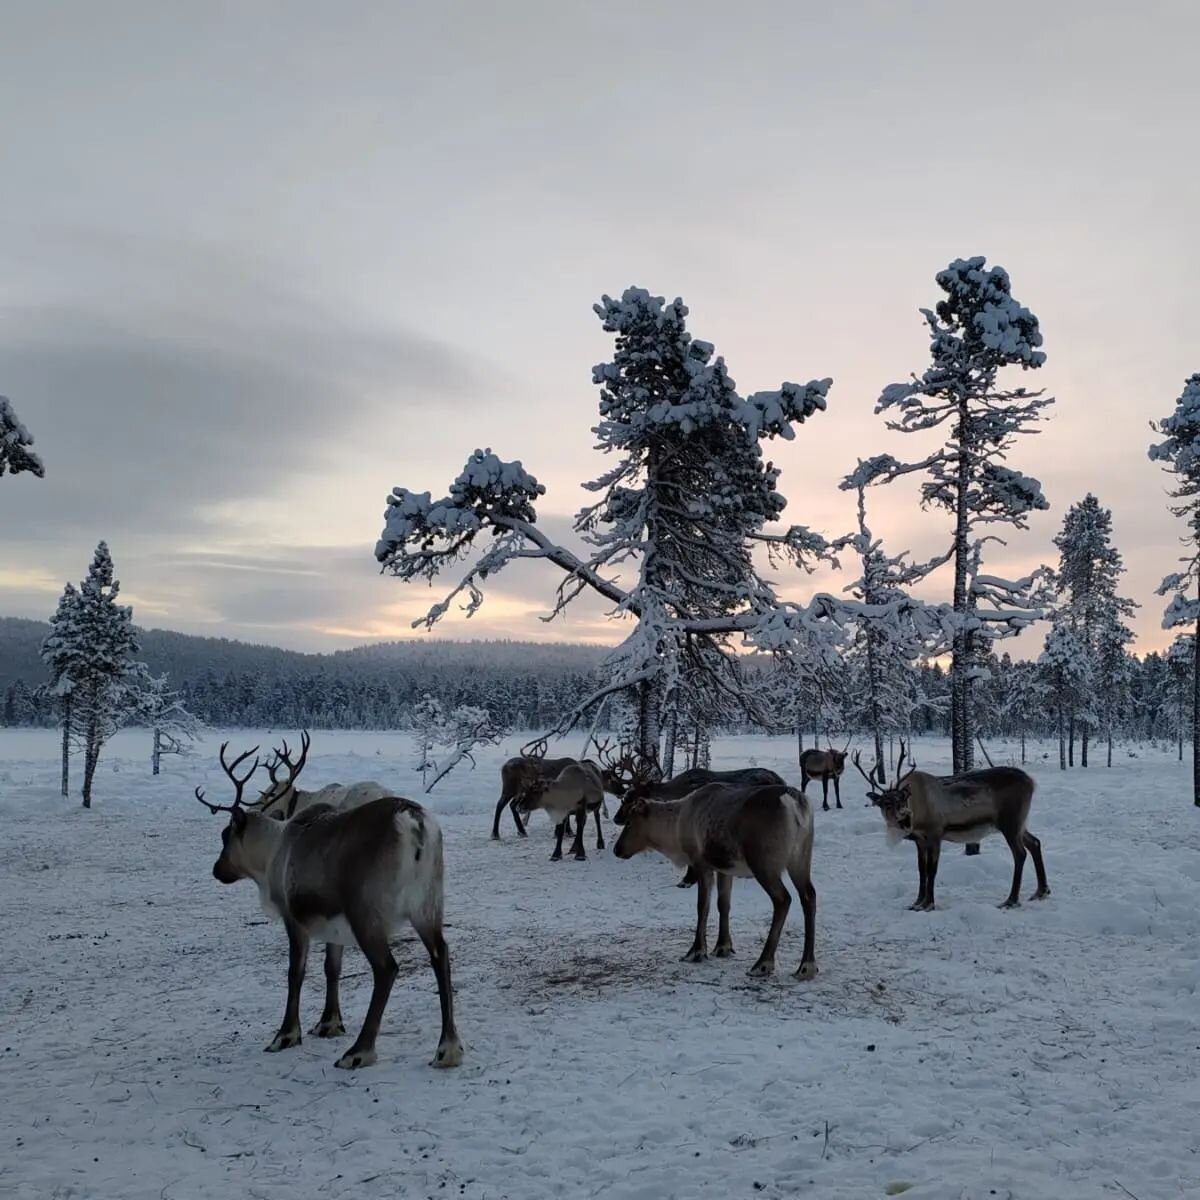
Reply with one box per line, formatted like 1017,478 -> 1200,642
2,3 -> 1197,655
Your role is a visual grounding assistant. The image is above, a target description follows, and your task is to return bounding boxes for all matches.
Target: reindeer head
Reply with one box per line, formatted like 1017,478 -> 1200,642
255,731 -> 311,820
611,795 -> 653,858
589,737 -> 631,797
195,742 -> 262,883
852,743 -> 916,841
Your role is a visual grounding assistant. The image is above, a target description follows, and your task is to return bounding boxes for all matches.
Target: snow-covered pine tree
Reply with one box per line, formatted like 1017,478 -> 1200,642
1038,624 -> 1089,771
423,703 -> 508,792
41,582 -> 86,796
1148,372 -> 1200,803
0,396 -> 44,478
1094,610 -> 1134,767
1164,635 -> 1195,763
69,543 -> 141,807
1051,495 -> 1136,767
376,287 -> 836,761
868,257 -> 1053,773
837,464 -> 953,779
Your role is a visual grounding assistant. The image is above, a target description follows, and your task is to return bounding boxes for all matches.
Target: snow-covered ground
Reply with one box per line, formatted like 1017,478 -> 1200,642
2,728 -> 1198,1200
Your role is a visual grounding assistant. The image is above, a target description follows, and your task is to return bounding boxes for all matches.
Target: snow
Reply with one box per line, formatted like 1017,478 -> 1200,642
3,728 -> 1199,1199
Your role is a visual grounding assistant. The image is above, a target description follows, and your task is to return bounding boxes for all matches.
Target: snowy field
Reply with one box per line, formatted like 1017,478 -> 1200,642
2,729 -> 1198,1200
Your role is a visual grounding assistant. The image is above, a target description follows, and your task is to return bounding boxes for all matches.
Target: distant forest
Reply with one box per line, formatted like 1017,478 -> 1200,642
0,618 -> 608,731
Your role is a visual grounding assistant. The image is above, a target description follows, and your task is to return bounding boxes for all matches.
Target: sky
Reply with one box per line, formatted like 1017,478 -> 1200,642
2,1 -> 1198,655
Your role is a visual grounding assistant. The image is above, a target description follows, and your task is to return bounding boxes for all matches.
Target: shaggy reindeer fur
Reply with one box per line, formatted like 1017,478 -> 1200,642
612,783 -> 817,979
210,798 -> 463,1070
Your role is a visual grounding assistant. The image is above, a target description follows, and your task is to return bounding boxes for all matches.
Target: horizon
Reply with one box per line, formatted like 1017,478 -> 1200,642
3,3 -> 1198,655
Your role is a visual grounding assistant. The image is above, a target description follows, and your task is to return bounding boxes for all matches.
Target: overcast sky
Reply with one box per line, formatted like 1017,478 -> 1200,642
2,1 -> 1198,654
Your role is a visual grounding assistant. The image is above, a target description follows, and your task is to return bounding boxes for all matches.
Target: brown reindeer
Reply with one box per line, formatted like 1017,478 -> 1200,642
799,742 -> 849,811
514,760 -> 607,860
612,781 -> 817,979
854,744 -> 1050,912
198,742 -> 462,1070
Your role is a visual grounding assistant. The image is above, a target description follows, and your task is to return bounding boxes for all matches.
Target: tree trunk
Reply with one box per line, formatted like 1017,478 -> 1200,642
1057,691 -> 1067,771
950,408 -> 971,775
1081,728 -> 1088,768
1068,714 -> 1075,767
153,727 -> 161,776
1193,600 -> 1200,806
637,677 -> 661,765
866,629 -> 885,778
661,707 -> 678,777
1020,726 -> 1026,765
1106,730 -> 1113,769
81,713 -> 99,808
60,694 -> 71,798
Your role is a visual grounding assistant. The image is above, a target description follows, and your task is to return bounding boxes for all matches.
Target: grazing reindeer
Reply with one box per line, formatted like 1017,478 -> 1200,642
612,781 -> 818,979
799,741 -> 849,811
253,731 -> 390,821
492,737 -> 622,841
854,744 -> 1050,912
197,742 -> 463,1070
515,760 -> 607,860
608,753 -> 788,887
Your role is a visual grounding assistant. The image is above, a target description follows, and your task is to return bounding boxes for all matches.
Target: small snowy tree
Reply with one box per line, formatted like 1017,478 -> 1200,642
41,583 -> 85,797
66,543 -> 141,807
423,703 -> 508,793
1038,625 -> 1089,772
136,672 -> 205,774
1148,372 -> 1200,803
868,257 -> 1053,773
411,693 -> 445,788
0,396 -> 44,478
376,287 -> 837,761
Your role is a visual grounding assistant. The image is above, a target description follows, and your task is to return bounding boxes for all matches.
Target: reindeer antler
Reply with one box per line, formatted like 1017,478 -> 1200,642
850,749 -> 882,790
895,739 -> 915,784
195,741 -> 260,814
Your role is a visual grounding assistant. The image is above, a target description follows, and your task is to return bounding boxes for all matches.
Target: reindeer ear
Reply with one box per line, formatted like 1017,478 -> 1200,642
231,807 -> 248,832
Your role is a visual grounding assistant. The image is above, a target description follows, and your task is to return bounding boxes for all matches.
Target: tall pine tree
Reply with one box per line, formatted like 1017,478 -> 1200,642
1148,372 -> 1200,804
0,396 -> 44,478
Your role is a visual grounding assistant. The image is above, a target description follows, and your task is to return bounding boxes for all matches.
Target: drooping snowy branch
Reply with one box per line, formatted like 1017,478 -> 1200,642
0,396 -> 44,479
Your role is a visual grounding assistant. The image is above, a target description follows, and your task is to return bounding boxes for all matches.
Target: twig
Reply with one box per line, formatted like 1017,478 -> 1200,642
822,1120 -> 832,1159
1113,1182 -> 1141,1200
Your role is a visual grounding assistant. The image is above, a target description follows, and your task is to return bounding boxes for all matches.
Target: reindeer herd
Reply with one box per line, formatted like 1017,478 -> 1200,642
195,732 -> 1050,1071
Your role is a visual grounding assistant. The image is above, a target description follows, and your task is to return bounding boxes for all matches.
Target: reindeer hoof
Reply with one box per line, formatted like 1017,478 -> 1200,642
676,876 -> 695,889
1030,887 -> 1051,900
713,944 -> 735,958
310,1018 -> 345,1038
335,1047 -> 377,1069
549,851 -> 562,861
999,899 -> 1021,909
795,961 -> 819,980
490,832 -> 501,841
909,901 -> 934,912
265,1030 -> 302,1052
432,1038 -> 464,1069
681,947 -> 708,963
747,961 -> 775,978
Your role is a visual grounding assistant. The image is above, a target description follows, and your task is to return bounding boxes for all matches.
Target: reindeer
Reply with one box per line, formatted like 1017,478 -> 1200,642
798,740 -> 849,811
607,753 -> 788,887
491,737 -> 622,842
512,760 -> 609,861
252,731 -> 391,821
611,780 -> 817,979
197,742 -> 462,1070
853,744 -> 1050,912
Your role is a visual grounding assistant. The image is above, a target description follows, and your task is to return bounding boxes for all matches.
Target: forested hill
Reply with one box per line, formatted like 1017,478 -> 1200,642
0,618 -> 608,729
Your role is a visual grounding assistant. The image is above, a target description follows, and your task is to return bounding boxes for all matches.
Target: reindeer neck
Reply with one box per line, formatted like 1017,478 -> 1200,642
240,813 -> 287,882
638,798 -> 687,852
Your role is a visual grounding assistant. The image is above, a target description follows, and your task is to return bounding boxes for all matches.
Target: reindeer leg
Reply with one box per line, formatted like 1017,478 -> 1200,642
551,820 -> 566,861
310,943 -> 346,1037
570,804 -> 587,860
787,865 -> 818,979
833,775 -> 842,810
682,868 -> 712,962
821,777 -> 830,812
593,806 -> 604,851
1023,830 -> 1050,899
999,827 -> 1027,908
510,796 -> 527,837
677,865 -> 697,888
746,862 -> 791,977
922,841 -> 941,911
909,840 -> 929,911
336,922 -> 398,1069
491,792 -> 508,839
713,872 -> 735,957
266,921 -> 308,1052
414,922 -> 463,1068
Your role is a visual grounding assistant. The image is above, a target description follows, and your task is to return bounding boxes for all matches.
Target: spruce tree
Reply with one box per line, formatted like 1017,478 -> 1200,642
1148,373 -> 1200,803
0,396 -> 44,478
